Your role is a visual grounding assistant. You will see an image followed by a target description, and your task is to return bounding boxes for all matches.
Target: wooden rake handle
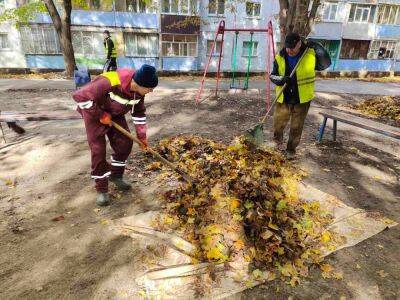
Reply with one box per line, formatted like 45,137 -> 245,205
110,121 -> 194,184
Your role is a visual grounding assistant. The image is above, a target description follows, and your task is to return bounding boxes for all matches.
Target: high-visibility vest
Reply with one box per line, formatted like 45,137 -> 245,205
104,37 -> 117,58
275,48 -> 316,104
101,71 -> 120,86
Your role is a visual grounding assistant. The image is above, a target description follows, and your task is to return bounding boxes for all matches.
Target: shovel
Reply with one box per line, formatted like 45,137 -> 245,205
109,120 -> 195,185
245,48 -> 310,146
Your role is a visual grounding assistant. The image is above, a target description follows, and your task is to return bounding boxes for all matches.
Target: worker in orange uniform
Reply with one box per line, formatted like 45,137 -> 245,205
72,65 -> 158,206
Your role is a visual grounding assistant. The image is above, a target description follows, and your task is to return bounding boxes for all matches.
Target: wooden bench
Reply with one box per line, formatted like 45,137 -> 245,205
316,110 -> 400,142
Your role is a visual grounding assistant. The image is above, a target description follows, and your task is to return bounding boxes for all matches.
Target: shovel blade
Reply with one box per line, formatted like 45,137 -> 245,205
245,124 -> 264,146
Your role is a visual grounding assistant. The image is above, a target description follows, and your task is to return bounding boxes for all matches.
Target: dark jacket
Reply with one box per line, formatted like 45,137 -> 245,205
270,43 -> 308,105
103,37 -> 115,59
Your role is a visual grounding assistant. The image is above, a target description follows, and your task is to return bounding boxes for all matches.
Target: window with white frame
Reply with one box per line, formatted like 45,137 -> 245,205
242,41 -> 258,56
0,34 -> 9,49
72,31 -> 104,56
115,0 -> 156,13
124,33 -> 158,56
377,5 -> 400,25
246,2 -> 261,17
162,34 -> 197,56
348,4 -> 376,23
208,0 -> 225,15
206,40 -> 222,56
322,2 -> 339,21
20,26 -> 61,54
162,0 -> 198,15
368,40 -> 398,59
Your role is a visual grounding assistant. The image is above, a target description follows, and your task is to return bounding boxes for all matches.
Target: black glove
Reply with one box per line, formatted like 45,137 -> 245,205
283,76 -> 293,85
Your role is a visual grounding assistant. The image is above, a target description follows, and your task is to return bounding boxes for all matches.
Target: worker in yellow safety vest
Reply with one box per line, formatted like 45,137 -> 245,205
270,32 -> 318,159
103,30 -> 118,72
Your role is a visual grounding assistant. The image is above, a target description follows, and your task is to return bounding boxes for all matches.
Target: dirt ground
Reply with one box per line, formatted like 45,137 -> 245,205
0,85 -> 399,299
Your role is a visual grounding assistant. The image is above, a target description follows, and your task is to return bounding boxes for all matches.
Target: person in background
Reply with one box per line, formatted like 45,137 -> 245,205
270,32 -> 319,159
103,30 -> 117,72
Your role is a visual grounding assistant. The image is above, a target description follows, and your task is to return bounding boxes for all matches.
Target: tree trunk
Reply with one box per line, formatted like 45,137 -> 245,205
278,0 -> 321,48
43,0 -> 75,78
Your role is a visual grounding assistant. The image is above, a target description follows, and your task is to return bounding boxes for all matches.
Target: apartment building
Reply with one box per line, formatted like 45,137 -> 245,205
0,0 -> 399,73
309,0 -> 400,72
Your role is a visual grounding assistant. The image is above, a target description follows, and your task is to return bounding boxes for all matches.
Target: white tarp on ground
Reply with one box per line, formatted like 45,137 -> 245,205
111,183 -> 397,299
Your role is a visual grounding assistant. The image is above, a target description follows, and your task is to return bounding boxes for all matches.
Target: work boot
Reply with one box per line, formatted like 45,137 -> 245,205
109,176 -> 132,191
96,192 -> 110,206
284,150 -> 296,160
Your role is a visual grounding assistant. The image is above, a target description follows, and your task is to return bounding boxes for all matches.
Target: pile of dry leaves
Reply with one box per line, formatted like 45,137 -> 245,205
352,96 -> 400,123
148,136 -> 343,286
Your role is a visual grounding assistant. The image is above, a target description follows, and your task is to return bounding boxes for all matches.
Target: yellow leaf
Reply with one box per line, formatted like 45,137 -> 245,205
5,179 -> 13,186
245,280 -> 255,288
233,239 -> 245,251
277,247 -> 285,255
187,207 -> 195,215
252,269 -> 264,280
138,290 -> 147,297
376,270 -> 388,278
333,272 -> 343,280
100,220 -> 109,225
230,199 -> 241,211
320,263 -> 333,274
187,217 -> 195,224
321,231 -> 331,243
164,215 -> 175,225
261,230 -> 273,240
356,264 -> 361,269
268,221 -> 279,231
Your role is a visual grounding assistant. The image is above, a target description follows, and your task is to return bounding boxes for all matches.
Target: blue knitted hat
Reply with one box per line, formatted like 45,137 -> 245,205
133,64 -> 158,88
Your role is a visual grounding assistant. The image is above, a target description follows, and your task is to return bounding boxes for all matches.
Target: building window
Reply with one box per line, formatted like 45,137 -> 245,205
368,40 -> 398,59
322,2 -> 338,21
246,2 -> 261,17
162,0 -> 198,15
208,0 -> 225,15
124,33 -> 158,56
72,31 -> 104,56
115,0 -> 156,13
20,26 -> 61,54
242,41 -> 258,56
162,34 -> 197,57
340,39 -> 370,59
348,4 -> 376,23
377,5 -> 400,25
206,40 -> 222,56
0,33 -> 9,49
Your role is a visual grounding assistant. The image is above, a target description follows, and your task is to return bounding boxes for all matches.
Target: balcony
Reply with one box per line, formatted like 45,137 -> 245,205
342,23 -> 376,40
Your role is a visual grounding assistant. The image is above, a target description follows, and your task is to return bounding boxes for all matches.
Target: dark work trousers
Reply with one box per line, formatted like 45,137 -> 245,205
273,102 -> 311,152
81,111 -> 133,193
103,58 -> 117,72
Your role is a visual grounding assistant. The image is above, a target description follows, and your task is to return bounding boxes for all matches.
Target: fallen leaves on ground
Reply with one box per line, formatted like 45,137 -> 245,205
51,215 -> 65,222
351,96 -> 400,124
377,269 -> 388,278
147,136 -> 343,290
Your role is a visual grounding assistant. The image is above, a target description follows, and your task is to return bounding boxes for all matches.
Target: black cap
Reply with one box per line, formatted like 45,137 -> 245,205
103,30 -> 110,35
285,32 -> 301,49
133,64 -> 158,88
